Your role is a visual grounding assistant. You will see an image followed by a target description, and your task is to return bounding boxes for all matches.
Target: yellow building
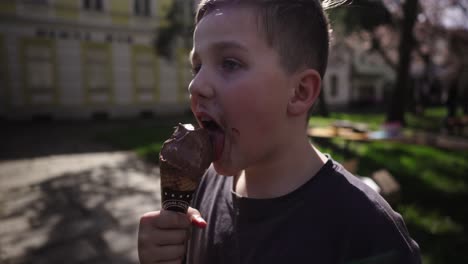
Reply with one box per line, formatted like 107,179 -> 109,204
0,0 -> 192,120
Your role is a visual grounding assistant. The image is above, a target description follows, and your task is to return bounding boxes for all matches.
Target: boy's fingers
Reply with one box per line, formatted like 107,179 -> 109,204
139,229 -> 187,247
139,248 -> 183,264
158,260 -> 183,264
155,229 -> 189,245
140,210 -> 196,229
187,207 -> 207,228
155,210 -> 191,229
154,244 -> 186,262
139,211 -> 160,225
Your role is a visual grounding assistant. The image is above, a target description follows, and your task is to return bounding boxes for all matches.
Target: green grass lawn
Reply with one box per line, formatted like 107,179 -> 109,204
98,108 -> 468,263
309,108 -> 468,264
95,114 -> 197,162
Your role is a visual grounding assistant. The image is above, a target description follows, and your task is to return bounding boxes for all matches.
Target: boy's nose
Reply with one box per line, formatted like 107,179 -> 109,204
188,70 -> 215,99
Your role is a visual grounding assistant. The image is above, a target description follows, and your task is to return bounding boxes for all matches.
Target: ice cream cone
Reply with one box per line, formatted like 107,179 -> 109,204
159,124 -> 213,213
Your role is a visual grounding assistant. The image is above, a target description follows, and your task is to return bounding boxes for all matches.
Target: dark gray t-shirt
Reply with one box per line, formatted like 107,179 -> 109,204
186,159 -> 421,264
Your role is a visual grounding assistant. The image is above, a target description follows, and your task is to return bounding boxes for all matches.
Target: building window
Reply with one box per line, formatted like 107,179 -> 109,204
0,36 -> 7,105
22,39 -> 57,105
27,47 -> 53,91
83,0 -> 103,12
134,0 -> 151,16
330,74 -> 339,98
133,46 -> 158,102
83,43 -> 112,103
135,55 -> 155,91
22,0 -> 48,5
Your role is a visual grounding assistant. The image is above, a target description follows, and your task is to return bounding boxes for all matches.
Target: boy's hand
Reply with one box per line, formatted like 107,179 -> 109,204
138,207 -> 206,264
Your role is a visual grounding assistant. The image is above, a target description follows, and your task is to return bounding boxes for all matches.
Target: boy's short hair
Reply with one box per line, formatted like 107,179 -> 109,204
195,0 -> 331,78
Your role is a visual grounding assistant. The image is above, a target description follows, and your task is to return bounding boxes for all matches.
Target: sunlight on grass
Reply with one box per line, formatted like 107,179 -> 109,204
398,153 -> 467,194
398,204 -> 464,235
403,144 -> 468,167
135,142 -> 164,162
420,170 -> 467,194
309,113 -> 384,130
95,123 -> 177,162
311,107 -> 450,132
309,108 -> 468,263
424,107 -> 447,118
308,116 -> 334,127
330,112 -> 385,129
353,141 -> 468,194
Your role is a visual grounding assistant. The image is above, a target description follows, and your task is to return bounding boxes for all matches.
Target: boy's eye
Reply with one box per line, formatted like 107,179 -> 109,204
221,58 -> 241,72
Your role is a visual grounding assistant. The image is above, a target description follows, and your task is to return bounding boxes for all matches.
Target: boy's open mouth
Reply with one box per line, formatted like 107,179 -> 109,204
200,117 -> 225,161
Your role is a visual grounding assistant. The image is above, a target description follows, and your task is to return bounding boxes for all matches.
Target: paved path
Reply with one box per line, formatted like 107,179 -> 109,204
0,122 -> 162,264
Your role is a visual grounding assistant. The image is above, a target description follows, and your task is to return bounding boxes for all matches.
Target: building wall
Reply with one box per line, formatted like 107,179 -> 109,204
0,0 -> 191,120
324,45 -> 352,106
324,68 -> 351,105
325,45 -> 396,107
0,34 -> 8,116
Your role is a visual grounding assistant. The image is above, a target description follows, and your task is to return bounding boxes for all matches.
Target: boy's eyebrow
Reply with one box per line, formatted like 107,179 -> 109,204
210,41 -> 248,52
190,41 -> 248,62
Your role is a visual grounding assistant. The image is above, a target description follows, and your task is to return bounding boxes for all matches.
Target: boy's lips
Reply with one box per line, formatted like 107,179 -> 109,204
195,112 -> 225,161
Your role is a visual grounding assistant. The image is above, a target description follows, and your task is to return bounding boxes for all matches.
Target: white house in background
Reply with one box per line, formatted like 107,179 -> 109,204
324,42 -> 396,107
0,0 -> 192,120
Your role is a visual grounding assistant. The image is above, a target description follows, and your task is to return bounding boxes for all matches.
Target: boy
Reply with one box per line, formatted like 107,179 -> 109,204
138,0 -> 422,263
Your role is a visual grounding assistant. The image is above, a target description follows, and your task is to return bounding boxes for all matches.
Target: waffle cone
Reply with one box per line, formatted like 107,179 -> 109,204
160,162 -> 201,213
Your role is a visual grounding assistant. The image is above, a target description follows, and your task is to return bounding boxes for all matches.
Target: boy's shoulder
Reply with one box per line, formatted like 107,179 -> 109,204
322,160 -> 421,262
321,159 -> 401,226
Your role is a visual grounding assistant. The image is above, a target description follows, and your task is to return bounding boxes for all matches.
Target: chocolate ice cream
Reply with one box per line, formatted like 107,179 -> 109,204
159,124 -> 213,213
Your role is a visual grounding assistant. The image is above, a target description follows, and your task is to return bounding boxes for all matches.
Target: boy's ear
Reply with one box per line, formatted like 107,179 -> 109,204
287,69 -> 321,116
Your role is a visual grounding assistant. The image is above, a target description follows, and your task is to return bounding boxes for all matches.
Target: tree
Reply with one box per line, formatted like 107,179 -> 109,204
386,0 -> 419,124
154,0 -> 194,59
329,0 -> 420,124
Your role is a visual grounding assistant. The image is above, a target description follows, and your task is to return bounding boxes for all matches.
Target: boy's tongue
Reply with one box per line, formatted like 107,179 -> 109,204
208,129 -> 224,161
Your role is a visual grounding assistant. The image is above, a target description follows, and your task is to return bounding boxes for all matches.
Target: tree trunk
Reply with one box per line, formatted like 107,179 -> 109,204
386,0 -> 419,124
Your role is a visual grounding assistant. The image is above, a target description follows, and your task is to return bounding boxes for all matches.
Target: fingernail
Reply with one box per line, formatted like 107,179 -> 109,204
192,215 -> 207,228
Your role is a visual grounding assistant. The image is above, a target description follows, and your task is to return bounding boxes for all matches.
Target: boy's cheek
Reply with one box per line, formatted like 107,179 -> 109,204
189,97 -> 197,113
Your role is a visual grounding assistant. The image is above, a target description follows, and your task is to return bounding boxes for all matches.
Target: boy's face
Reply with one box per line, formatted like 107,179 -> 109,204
189,6 -> 296,176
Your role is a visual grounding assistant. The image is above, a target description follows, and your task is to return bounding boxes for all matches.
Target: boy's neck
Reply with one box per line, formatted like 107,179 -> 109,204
234,134 -> 328,199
